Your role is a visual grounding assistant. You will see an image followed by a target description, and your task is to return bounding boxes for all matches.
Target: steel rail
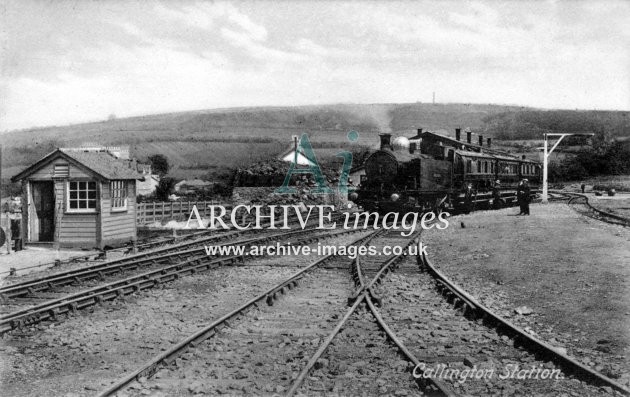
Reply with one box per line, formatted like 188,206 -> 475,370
0,220 -> 342,299
563,191 -> 630,226
285,291 -> 367,397
0,230 -> 247,297
128,212 -> 346,253
286,231 -> 454,397
355,240 -> 455,397
364,295 -> 456,397
0,214 -> 343,278
420,250 -> 630,395
0,228 -> 361,335
95,230 -> 379,397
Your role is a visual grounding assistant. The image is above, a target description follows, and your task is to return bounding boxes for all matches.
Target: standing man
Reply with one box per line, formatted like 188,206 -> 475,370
517,179 -> 531,215
464,183 -> 474,214
492,180 -> 502,210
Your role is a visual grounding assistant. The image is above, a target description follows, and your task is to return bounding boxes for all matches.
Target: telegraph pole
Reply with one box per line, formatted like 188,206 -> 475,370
542,133 -> 594,203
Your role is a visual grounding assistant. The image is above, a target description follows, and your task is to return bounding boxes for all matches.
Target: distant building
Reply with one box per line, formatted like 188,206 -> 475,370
277,137 -> 318,166
136,163 -> 160,196
349,165 -> 366,186
174,179 -> 213,194
11,147 -> 142,249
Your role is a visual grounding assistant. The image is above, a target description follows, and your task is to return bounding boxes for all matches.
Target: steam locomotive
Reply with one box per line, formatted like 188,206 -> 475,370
353,128 -> 541,213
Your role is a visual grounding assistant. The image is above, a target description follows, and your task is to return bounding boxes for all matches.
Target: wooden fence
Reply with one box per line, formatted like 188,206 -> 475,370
137,201 -> 231,225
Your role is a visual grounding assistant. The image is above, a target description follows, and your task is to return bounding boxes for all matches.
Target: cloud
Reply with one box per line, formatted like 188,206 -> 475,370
1,0 -> 628,131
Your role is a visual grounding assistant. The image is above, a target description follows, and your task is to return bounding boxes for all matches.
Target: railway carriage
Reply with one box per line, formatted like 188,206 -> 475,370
355,129 -> 541,213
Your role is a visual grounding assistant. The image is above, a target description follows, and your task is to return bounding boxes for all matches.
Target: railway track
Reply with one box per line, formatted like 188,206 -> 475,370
21,216 -> 623,396
0,226 -> 361,335
95,230 -> 382,396
0,212 -> 348,299
0,212 -> 346,281
287,232 -> 452,396
289,235 -> 628,395
550,191 -> 630,227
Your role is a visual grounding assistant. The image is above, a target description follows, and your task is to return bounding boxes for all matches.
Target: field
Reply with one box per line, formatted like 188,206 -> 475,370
0,103 -> 530,181
1,103 -> 628,183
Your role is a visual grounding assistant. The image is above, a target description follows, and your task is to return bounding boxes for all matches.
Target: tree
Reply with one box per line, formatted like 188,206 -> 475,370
148,154 -> 170,176
155,177 -> 175,201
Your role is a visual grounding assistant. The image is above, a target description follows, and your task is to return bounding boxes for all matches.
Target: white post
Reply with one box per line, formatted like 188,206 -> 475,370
541,133 -> 592,204
542,135 -> 549,203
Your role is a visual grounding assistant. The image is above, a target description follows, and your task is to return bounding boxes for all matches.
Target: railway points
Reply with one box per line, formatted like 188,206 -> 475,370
1,196 -> 628,396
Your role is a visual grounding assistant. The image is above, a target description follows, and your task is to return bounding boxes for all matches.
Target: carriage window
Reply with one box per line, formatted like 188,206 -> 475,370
68,181 -> 97,212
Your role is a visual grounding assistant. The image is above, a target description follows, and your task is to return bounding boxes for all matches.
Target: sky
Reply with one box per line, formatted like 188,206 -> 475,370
1,0 -> 629,131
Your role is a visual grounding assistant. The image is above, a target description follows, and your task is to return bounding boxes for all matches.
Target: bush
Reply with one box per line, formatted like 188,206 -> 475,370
548,141 -> 630,182
155,177 -> 175,201
148,154 -> 170,176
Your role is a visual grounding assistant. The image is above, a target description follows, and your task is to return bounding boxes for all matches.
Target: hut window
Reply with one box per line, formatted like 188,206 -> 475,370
68,181 -> 97,211
111,180 -> 128,210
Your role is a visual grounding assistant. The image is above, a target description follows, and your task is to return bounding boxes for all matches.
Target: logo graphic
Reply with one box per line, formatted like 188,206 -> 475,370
275,131 -> 358,195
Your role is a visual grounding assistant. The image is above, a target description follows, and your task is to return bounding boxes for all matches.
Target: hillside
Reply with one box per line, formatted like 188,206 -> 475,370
0,103 -> 522,180
2,103 -> 628,182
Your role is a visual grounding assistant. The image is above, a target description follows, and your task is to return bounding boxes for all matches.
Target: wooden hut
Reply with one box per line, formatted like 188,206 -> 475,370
11,148 -> 141,249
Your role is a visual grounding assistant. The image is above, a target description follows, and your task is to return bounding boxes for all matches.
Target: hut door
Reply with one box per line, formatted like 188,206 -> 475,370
32,182 -> 55,242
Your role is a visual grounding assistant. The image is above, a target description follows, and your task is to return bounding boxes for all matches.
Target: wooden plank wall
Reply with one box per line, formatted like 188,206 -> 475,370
55,180 -> 97,244
101,181 -> 137,242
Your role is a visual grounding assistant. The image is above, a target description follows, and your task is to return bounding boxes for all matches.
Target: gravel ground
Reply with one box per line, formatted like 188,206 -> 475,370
125,267 -> 355,396
0,247 -> 99,282
422,203 -> 630,388
0,265 -> 298,396
299,306 -> 420,397
0,233 -> 365,396
378,257 -> 613,396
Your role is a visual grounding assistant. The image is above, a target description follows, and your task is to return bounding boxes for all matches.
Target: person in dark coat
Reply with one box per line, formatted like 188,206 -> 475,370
464,183 -> 474,213
517,179 -> 531,215
492,180 -> 502,210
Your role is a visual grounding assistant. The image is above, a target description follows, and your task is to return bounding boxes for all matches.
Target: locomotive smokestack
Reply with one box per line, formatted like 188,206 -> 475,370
379,133 -> 392,151
479,135 -> 483,146
466,131 -> 472,144
487,138 -> 492,147
455,128 -> 461,141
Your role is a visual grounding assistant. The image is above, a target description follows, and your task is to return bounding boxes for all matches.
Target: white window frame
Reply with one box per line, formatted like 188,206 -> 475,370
110,180 -> 128,212
67,180 -> 98,213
